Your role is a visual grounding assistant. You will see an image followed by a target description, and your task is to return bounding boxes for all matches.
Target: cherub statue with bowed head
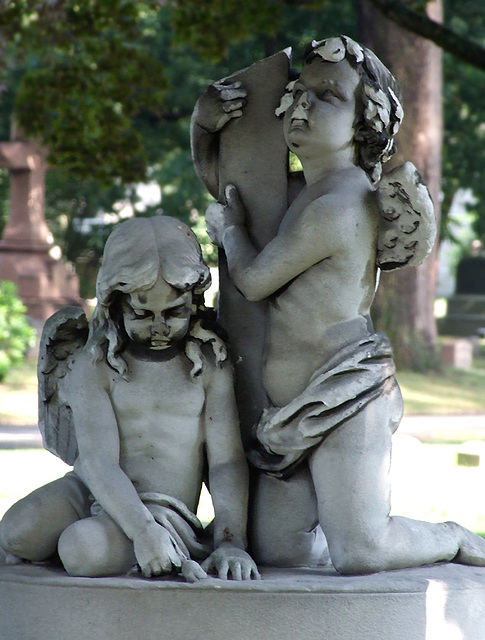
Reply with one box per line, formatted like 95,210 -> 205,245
0,216 -> 259,582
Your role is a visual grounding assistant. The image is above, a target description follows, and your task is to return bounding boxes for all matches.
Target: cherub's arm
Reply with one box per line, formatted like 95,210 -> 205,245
201,361 -> 259,580
206,184 -> 349,302
68,354 -> 181,577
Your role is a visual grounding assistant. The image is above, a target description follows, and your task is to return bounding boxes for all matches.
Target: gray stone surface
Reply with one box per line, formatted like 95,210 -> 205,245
0,129 -> 83,321
439,294 -> 485,337
198,35 -> 485,576
1,563 -> 485,639
0,217 -> 258,583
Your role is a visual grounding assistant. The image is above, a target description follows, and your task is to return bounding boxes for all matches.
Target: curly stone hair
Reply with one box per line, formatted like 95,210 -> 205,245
86,216 -> 225,379
277,36 -> 403,183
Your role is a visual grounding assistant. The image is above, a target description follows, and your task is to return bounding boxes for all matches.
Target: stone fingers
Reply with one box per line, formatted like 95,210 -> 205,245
181,559 -> 208,583
217,557 -> 230,580
243,561 -> 262,581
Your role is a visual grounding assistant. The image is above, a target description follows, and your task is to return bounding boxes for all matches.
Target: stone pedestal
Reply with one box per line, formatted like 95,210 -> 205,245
439,294 -> 485,337
0,244 -> 81,323
1,563 -> 485,639
439,256 -> 485,337
441,338 -> 474,369
0,136 -> 83,323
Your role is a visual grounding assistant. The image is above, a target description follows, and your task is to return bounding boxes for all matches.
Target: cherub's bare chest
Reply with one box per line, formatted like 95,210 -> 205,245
108,356 -> 205,425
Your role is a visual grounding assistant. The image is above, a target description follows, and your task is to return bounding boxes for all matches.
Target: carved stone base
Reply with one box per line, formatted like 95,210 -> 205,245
0,244 -> 83,322
1,563 -> 485,639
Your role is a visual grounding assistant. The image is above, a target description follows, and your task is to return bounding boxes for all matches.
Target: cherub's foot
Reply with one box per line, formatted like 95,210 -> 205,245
447,522 -> 485,567
0,546 -> 23,565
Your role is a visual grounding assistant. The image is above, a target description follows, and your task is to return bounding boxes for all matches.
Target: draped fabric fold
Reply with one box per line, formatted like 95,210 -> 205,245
248,332 -> 396,477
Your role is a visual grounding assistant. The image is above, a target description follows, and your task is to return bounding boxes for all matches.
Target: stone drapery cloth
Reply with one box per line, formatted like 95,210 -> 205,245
91,492 -> 211,561
248,332 -> 396,477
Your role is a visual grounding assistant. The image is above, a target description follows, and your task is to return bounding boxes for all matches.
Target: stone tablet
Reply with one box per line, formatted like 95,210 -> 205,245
192,50 -> 291,440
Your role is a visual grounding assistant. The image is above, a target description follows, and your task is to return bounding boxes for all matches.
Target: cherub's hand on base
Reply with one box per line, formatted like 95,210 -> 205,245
201,545 -> 261,581
180,558 -> 208,583
133,522 -> 182,578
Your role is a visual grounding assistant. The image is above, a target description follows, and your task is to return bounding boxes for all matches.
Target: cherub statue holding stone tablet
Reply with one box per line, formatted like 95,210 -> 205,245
0,216 -> 259,583
193,35 -> 485,574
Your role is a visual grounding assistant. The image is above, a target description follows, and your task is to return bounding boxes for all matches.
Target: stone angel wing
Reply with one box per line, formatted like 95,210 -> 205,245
38,306 -> 89,465
376,162 -> 437,271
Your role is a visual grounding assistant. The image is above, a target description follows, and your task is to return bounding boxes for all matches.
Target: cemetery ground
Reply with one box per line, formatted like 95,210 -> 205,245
1,350 -> 485,536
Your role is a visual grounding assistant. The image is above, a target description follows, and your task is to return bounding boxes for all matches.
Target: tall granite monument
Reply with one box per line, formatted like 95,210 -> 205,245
0,128 -> 82,324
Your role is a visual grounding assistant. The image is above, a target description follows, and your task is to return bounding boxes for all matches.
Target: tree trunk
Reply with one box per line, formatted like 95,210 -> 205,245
359,0 -> 443,370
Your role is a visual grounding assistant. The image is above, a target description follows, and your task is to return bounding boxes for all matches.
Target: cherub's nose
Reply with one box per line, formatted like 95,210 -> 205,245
292,90 -> 311,119
297,90 -> 310,109
152,315 -> 169,336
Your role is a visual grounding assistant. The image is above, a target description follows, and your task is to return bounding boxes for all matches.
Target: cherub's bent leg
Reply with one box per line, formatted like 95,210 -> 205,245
58,511 -> 136,577
0,472 -> 91,562
250,464 -> 329,567
308,378 -> 485,574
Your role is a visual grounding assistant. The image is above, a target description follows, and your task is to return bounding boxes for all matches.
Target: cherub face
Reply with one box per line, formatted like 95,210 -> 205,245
121,276 -> 192,350
283,57 -> 360,157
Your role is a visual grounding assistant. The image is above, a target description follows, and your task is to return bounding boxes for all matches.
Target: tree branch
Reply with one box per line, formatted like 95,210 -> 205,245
366,0 -> 485,71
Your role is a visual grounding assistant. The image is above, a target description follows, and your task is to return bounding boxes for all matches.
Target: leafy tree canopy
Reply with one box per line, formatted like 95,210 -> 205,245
170,0 -> 485,70
1,0 -> 485,290
439,0 -> 485,248
0,0 -> 167,183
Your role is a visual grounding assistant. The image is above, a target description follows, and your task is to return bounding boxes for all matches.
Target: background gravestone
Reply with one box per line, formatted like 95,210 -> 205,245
0,128 -> 83,325
439,255 -> 485,337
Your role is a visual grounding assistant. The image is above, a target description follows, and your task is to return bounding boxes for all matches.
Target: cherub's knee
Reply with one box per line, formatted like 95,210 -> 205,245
0,508 -> 47,560
331,549 -> 380,575
253,524 -> 328,568
58,521 -> 103,576
329,533 -> 388,576
58,519 -> 134,577
0,516 -> 25,557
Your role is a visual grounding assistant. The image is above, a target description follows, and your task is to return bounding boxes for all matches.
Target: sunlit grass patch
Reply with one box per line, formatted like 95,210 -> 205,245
397,365 -> 485,415
390,440 -> 485,534
0,359 -> 38,425
1,441 -> 485,537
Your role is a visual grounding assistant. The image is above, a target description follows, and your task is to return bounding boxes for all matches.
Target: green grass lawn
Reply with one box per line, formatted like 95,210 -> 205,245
1,353 -> 485,532
1,441 -> 484,535
0,358 -> 37,425
397,366 -> 485,415
390,438 -> 485,537
2,351 -> 485,423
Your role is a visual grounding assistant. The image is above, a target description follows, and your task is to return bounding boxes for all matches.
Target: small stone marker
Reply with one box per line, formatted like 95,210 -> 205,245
441,338 -> 473,369
456,440 -> 485,467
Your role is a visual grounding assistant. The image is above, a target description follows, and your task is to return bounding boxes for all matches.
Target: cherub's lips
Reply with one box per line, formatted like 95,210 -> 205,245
290,118 -> 308,129
151,337 -> 171,348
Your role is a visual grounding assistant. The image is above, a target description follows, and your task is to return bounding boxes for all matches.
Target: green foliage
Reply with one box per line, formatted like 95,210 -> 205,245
170,0 -> 353,61
2,0 -> 484,297
170,0 -> 283,60
0,168 -> 9,237
0,281 -> 36,382
442,0 -> 485,249
38,1 -> 357,281
0,0 -> 167,183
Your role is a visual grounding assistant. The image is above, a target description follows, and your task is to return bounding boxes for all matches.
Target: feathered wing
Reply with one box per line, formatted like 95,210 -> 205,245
38,307 -> 89,465
376,162 -> 437,271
